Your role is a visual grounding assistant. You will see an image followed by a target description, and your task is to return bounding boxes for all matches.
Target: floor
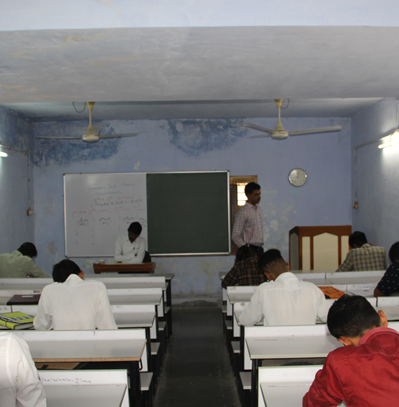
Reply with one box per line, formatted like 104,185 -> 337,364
153,305 -> 241,407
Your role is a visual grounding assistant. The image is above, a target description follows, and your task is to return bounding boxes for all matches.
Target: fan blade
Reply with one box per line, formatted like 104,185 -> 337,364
249,134 -> 272,139
36,135 -> 83,139
99,133 -> 140,139
289,126 -> 342,136
243,123 -> 274,134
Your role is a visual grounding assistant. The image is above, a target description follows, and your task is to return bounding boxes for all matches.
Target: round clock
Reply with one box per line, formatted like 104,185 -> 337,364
288,168 -> 307,187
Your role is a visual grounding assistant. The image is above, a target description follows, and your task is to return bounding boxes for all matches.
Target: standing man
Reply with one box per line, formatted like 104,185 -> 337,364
0,243 -> 50,278
337,231 -> 387,272
232,182 -> 264,257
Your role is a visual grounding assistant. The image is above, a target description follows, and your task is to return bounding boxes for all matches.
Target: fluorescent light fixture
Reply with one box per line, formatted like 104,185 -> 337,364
0,151 -> 7,157
378,130 -> 399,149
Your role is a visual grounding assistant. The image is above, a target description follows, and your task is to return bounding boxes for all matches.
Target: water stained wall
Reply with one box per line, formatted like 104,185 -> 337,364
0,106 -> 35,253
30,115 -> 351,301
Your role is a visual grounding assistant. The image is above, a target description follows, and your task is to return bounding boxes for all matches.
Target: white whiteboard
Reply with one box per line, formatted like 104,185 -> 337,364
64,173 -> 147,257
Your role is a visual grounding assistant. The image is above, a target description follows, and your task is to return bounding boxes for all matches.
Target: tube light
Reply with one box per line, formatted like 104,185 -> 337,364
378,130 -> 399,149
0,151 -> 7,157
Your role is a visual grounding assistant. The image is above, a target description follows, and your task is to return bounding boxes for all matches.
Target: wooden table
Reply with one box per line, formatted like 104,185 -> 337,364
93,263 -> 155,274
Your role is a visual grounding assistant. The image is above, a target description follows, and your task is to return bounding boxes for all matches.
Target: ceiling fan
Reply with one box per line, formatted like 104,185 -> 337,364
36,102 -> 140,142
244,99 -> 342,139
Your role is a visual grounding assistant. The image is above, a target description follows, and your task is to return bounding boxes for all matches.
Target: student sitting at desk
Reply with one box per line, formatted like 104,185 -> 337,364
336,231 -> 387,272
0,242 -> 50,278
0,332 -> 46,406
34,259 -> 117,330
114,222 -> 146,264
239,250 -> 328,326
374,241 -> 399,297
303,294 -> 399,407
221,245 -> 267,289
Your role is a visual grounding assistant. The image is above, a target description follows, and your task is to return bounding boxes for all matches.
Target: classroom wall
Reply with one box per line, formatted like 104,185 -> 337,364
0,106 -> 35,253
32,115 -> 351,301
351,98 -> 399,254
3,0 -> 399,30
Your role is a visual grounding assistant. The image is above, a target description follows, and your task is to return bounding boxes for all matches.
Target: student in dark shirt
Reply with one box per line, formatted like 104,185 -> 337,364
374,241 -> 399,297
221,246 -> 269,289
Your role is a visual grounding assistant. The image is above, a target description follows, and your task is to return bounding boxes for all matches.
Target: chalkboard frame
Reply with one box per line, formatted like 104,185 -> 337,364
63,171 -> 230,257
146,171 -> 231,256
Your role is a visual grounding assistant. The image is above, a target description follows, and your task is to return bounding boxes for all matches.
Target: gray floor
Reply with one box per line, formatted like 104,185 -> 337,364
153,305 -> 241,407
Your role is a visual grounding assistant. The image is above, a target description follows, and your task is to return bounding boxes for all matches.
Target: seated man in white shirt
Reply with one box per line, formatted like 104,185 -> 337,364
34,259 -> 117,331
0,332 -> 46,407
239,249 -> 328,326
114,222 -> 146,264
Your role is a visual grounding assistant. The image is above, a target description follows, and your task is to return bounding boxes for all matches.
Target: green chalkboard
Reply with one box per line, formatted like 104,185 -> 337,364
147,171 -> 230,255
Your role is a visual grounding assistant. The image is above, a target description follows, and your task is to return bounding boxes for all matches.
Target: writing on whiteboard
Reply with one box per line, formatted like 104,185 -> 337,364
64,173 -> 147,257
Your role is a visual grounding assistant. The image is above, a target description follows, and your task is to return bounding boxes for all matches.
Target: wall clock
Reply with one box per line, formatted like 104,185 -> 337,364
288,168 -> 307,187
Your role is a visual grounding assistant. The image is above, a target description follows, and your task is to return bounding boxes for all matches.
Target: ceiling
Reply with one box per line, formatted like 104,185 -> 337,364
0,24 -> 397,122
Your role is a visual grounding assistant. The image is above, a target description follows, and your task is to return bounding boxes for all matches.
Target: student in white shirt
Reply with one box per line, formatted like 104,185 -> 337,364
114,222 -> 146,264
0,332 -> 46,407
239,249 -> 328,326
34,259 -> 117,331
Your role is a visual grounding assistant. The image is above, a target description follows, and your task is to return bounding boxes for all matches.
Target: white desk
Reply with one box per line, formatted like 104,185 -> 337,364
12,303 -> 157,368
40,369 -> 129,407
245,324 -> 338,407
246,322 -> 399,407
14,330 -> 146,407
258,365 -> 346,407
326,271 -> 383,292
226,286 -> 256,317
107,288 -> 163,315
85,276 -> 167,291
0,276 -> 173,334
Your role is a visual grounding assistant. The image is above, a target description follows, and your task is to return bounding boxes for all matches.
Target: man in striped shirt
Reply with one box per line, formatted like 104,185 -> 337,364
232,182 -> 264,257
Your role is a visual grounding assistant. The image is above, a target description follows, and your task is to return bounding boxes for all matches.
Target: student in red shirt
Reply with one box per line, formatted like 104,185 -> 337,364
303,294 -> 399,407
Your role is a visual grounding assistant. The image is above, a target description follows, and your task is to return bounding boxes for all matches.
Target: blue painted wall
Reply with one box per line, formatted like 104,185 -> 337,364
351,98 -> 399,254
32,115 -> 351,301
0,106 -> 35,253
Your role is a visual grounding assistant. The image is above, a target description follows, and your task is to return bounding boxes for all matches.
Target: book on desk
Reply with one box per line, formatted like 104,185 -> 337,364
7,293 -> 41,305
0,312 -> 35,330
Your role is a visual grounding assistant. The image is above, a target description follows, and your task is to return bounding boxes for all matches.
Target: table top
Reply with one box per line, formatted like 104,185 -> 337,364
259,366 -> 346,407
380,306 -> 399,321
113,312 -> 155,328
227,292 -> 255,304
108,293 -> 162,306
93,263 -> 155,273
326,276 -> 380,285
25,338 -> 146,362
45,384 -> 127,407
247,334 -> 340,359
261,381 -> 311,407
0,281 -> 167,291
